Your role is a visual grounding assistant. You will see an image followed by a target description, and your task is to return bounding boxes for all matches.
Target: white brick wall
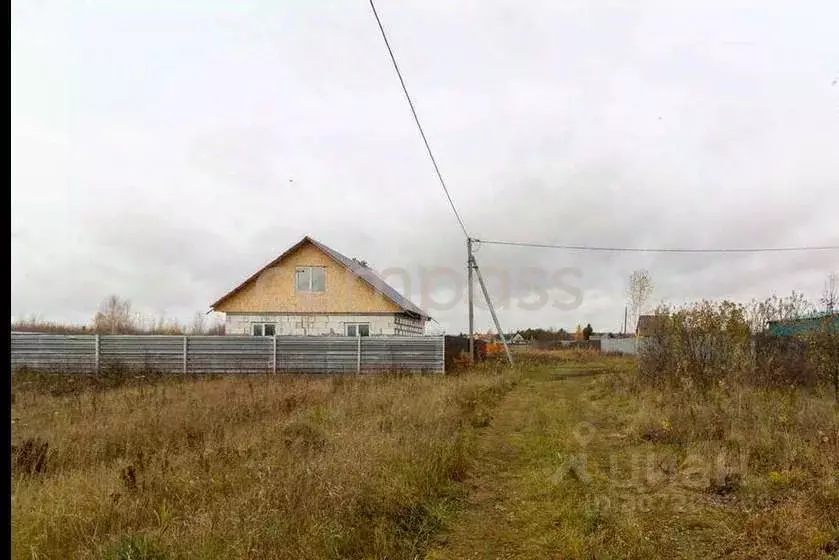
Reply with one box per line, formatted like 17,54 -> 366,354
394,314 -> 424,336
225,313 -> 425,336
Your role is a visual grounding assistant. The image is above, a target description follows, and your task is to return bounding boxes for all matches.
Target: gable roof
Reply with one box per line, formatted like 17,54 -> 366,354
210,235 -> 431,320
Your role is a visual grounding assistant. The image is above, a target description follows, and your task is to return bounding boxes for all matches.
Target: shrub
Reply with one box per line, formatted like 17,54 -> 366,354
640,300 -> 839,394
806,319 -> 839,400
640,301 -> 752,390
753,333 -> 819,387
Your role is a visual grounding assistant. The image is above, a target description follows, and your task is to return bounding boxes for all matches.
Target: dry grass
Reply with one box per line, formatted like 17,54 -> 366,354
429,351 -> 839,560
510,346 -> 607,365
12,366 -> 515,559
13,349 -> 838,559
564,369 -> 839,559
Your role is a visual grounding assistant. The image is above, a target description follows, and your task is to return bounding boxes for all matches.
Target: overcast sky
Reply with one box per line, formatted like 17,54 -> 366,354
11,0 -> 839,334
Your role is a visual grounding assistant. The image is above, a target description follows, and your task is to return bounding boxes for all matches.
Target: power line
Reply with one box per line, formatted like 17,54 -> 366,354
368,0 -> 469,238
476,239 -> 839,254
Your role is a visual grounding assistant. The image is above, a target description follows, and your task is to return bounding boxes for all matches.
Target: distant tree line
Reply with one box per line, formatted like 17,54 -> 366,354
11,294 -> 225,335
513,328 -> 572,342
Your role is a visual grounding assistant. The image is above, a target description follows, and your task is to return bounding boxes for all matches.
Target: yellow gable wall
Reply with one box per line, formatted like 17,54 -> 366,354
214,242 -> 402,314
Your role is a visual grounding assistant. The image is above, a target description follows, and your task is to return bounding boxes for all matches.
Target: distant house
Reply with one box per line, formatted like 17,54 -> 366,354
210,236 -> 430,336
636,315 -> 665,338
767,312 -> 839,337
511,333 -> 526,344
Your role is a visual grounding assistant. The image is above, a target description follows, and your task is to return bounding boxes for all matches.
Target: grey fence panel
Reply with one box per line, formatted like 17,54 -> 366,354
187,336 -> 273,374
99,335 -> 184,371
361,337 -> 445,371
10,333 -> 445,374
277,337 -> 364,373
600,337 -> 639,355
10,333 -> 96,372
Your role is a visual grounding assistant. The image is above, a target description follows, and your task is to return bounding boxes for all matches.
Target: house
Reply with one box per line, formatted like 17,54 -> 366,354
210,236 -> 430,336
767,312 -> 839,337
510,333 -> 526,344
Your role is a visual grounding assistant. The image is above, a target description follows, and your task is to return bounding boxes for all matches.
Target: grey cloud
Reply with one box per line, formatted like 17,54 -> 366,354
11,0 -> 839,333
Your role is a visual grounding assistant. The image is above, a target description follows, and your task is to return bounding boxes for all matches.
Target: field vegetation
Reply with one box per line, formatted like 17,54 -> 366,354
12,294 -> 839,558
428,353 -> 839,560
12,365 -> 513,559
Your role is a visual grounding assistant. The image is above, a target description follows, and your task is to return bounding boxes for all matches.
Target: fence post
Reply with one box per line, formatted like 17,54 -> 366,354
440,336 -> 445,374
94,334 -> 100,373
183,335 -> 188,374
272,335 -> 277,374
356,334 -> 362,374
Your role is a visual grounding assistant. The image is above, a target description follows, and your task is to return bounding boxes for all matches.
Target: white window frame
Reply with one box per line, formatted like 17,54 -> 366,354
345,322 -> 371,337
295,266 -> 326,293
252,323 -> 276,336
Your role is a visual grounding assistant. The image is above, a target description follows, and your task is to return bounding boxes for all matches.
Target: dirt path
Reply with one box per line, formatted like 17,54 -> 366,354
426,373 -> 590,559
427,363 -> 839,560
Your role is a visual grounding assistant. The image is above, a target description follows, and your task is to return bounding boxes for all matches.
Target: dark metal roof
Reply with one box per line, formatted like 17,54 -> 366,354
306,237 -> 430,319
211,235 -> 431,320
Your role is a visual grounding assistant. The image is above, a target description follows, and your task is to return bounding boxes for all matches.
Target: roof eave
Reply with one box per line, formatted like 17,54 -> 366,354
400,309 -> 431,321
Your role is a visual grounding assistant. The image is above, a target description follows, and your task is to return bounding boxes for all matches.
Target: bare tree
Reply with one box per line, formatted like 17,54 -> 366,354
93,295 -> 135,334
748,290 -> 814,333
626,269 -> 654,333
821,272 -> 838,313
191,312 -> 207,335
151,312 -> 185,335
206,320 -> 226,335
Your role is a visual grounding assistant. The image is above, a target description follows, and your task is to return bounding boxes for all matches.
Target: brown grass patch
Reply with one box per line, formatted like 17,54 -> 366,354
12,367 -> 515,559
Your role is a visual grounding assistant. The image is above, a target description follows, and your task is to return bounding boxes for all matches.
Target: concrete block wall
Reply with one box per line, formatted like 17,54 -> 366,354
394,314 -> 424,336
225,313 -> 417,336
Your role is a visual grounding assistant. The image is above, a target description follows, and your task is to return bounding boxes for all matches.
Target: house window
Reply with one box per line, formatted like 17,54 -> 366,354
346,323 -> 370,337
252,323 -> 276,336
296,267 -> 326,292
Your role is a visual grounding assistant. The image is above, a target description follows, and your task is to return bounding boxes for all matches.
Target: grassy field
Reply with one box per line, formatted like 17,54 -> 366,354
12,350 -> 839,559
12,365 -> 515,559
430,351 -> 839,559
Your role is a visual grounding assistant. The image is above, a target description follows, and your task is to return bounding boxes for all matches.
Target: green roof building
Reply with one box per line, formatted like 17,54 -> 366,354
767,312 -> 839,337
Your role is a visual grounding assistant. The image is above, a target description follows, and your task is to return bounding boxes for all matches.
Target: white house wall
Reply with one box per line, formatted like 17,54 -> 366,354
225,313 -> 425,336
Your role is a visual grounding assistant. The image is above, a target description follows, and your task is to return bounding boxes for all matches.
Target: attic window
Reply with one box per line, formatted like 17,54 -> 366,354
296,267 -> 326,292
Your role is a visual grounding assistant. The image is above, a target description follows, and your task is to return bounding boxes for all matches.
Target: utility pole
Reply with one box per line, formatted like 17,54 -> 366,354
467,237 -> 475,364
473,253 -> 514,366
